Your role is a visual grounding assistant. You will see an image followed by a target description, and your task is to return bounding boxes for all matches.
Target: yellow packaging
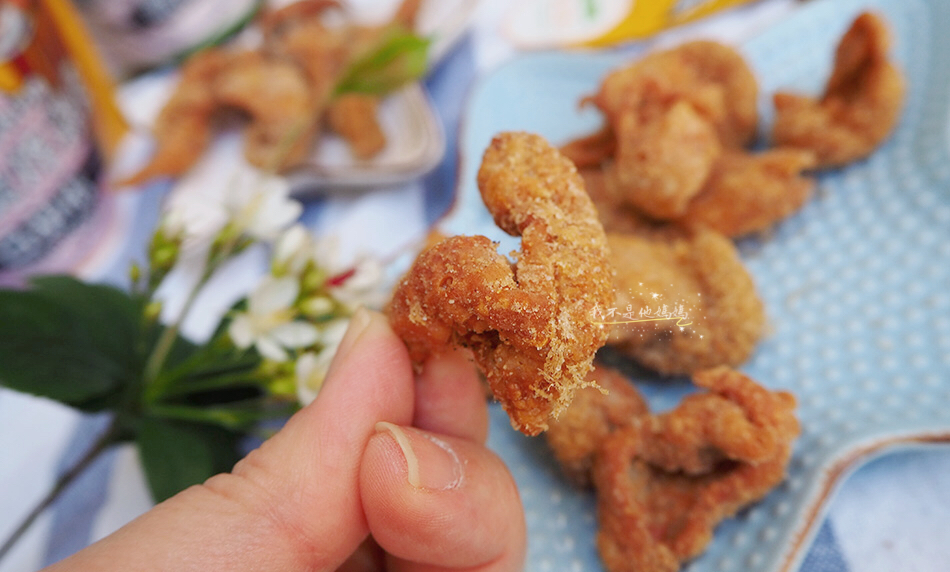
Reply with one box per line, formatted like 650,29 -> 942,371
584,0 -> 757,47
504,0 -> 759,50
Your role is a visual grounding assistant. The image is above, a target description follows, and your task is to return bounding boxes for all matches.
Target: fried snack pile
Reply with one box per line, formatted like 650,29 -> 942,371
390,132 -> 613,435
563,12 -> 904,239
124,0 -> 421,185
607,229 -> 765,376
557,12 -> 904,377
546,365 -> 799,572
773,12 -> 906,168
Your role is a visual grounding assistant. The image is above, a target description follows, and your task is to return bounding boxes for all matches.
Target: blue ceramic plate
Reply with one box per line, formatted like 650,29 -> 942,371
443,0 -> 950,570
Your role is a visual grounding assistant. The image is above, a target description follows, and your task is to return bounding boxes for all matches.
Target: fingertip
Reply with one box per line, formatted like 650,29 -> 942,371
360,424 -> 525,570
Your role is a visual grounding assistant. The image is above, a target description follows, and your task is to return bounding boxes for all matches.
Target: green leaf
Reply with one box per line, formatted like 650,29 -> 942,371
0,277 -> 144,409
148,399 -> 297,431
334,26 -> 431,96
29,276 -> 144,370
137,416 -> 242,502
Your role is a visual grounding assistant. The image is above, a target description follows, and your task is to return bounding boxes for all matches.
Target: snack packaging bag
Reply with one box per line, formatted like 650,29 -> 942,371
0,0 -> 128,284
505,0 -> 759,49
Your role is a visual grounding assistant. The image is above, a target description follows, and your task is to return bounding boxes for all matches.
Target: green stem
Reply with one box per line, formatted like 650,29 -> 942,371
0,421 -> 119,563
159,368 -> 265,399
143,264 -> 215,397
143,322 -> 181,386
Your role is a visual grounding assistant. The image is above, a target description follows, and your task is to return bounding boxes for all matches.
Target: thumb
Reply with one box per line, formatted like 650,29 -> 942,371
361,422 -> 526,571
45,309 -> 416,572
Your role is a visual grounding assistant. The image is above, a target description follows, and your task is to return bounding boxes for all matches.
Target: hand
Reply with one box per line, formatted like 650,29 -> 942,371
45,309 -> 526,571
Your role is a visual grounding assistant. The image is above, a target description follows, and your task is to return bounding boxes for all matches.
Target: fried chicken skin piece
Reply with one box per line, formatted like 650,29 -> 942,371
560,125 -> 616,169
262,3 -> 349,114
120,50 -> 233,186
591,40 -> 758,148
609,101 -> 722,219
213,52 -> 317,169
327,93 -> 387,159
674,148 -> 817,238
390,132 -> 614,435
579,167 -> 674,236
640,367 -> 799,474
545,364 -> 649,486
569,41 -> 757,220
772,12 -> 905,168
593,368 -> 799,572
606,229 -> 765,376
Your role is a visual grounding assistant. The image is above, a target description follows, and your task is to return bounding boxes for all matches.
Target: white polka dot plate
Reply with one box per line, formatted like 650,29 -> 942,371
440,0 -> 950,570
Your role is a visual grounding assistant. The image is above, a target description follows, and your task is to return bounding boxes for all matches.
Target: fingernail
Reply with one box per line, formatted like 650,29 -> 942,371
324,307 -> 379,384
334,306 -> 374,360
375,422 -> 463,491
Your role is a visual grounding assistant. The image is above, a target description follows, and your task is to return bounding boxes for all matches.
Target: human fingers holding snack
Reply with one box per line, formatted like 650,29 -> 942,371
44,309 -> 525,572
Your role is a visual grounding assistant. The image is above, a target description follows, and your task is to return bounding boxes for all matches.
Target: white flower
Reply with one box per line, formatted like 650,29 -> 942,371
228,276 -> 318,362
295,319 -> 350,404
225,173 -> 301,242
328,258 -> 387,309
273,224 -> 314,276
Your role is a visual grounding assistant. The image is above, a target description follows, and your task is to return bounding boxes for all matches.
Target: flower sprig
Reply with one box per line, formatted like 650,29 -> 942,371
0,171 -> 385,561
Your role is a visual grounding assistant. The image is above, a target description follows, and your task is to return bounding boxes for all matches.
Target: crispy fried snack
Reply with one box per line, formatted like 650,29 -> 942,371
568,41 -> 757,220
593,368 -> 799,572
606,229 -> 765,376
545,364 -> 649,486
120,50 -> 232,186
591,40 -> 758,148
213,51 -> 317,169
772,12 -> 905,168
674,148 -> 817,237
608,101 -> 721,219
327,93 -> 387,159
560,125 -> 616,169
261,0 -> 349,113
124,0 -> 423,184
390,132 -> 613,435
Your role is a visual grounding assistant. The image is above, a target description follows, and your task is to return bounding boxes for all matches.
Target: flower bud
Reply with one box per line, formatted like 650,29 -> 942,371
300,296 -> 334,319
144,300 -> 163,322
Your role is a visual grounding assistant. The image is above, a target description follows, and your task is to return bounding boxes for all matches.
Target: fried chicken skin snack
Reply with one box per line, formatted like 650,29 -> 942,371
609,101 -> 722,219
606,229 -> 765,376
560,126 -> 616,170
639,367 -> 800,474
390,132 -> 614,435
772,12 -> 905,168
674,148 -> 818,237
569,41 -> 757,221
593,368 -> 799,572
545,364 -> 649,486
327,94 -> 387,159
213,52 -> 317,169
591,40 -> 758,148
120,50 -> 233,186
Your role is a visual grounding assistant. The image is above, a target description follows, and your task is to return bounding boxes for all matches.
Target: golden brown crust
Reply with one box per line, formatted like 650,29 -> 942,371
212,51 -> 317,169
327,94 -> 387,159
119,50 -> 232,186
609,101 -> 722,219
560,125 -> 616,169
592,368 -> 799,572
674,148 -> 818,238
390,132 -> 613,435
606,229 -> 765,375
545,364 -> 649,487
592,40 -> 758,148
772,12 -> 906,168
